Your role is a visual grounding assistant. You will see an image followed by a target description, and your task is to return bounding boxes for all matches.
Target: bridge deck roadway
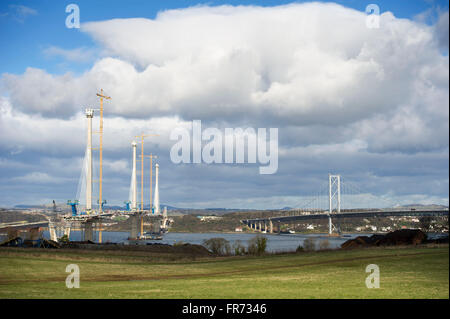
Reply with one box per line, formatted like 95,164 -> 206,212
242,209 -> 449,224
0,221 -> 49,231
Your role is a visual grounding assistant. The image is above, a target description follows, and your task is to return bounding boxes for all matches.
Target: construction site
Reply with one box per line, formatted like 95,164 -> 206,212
0,89 -> 172,247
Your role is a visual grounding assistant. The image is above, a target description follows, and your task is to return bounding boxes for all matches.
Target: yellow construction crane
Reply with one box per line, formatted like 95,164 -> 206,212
135,134 -> 158,238
96,89 -> 111,214
135,133 -> 159,211
95,89 -> 110,244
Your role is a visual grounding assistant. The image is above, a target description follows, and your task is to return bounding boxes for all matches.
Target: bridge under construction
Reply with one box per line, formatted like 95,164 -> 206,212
2,89 -> 447,244
50,89 -> 168,243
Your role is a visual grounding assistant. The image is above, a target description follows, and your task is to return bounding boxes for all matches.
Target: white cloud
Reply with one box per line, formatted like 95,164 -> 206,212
5,5 -> 37,23
2,68 -> 82,117
0,3 -> 448,207
0,97 -> 188,155
43,46 -> 97,63
1,4 -> 446,151
435,10 -> 449,51
11,172 -> 67,184
173,193 -> 449,210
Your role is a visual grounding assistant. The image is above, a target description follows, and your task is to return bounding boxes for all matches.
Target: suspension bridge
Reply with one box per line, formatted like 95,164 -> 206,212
242,174 -> 449,235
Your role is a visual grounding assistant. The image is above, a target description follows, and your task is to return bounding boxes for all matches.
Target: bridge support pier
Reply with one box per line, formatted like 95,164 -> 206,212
64,224 -> 71,240
269,220 -> 273,233
259,222 -> 262,232
27,227 -> 41,241
130,215 -> 139,239
48,223 -> 57,241
83,220 -> 94,242
328,215 -> 332,235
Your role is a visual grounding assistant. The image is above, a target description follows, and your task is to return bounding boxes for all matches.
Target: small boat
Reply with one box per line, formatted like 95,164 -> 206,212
141,232 -> 163,240
139,235 -> 163,240
127,232 -> 163,241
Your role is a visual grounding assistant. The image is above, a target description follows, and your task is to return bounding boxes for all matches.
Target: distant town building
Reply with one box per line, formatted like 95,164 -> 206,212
198,215 -> 223,222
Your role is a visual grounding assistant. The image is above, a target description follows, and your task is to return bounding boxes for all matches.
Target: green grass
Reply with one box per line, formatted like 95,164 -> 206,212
0,245 -> 448,298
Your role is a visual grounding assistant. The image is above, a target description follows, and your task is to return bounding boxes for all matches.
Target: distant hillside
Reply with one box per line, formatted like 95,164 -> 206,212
14,204 -> 46,209
0,209 -> 47,224
395,204 -> 448,209
11,202 -> 448,214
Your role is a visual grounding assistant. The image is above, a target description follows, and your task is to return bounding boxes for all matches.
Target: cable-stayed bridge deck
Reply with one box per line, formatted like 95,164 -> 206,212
0,221 -> 49,231
63,212 -> 114,221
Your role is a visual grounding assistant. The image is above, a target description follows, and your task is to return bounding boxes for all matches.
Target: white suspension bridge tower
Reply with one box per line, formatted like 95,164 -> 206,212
328,174 -> 341,235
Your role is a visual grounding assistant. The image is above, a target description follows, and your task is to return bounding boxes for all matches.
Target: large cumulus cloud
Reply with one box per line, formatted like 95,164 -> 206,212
0,3 -> 448,207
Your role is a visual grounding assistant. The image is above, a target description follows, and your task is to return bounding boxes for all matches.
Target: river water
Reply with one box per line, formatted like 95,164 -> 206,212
41,230 -> 366,252
3,231 -> 446,252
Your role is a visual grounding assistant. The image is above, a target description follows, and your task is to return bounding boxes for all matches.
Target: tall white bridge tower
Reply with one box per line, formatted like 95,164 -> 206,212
131,141 -> 137,211
154,163 -> 160,214
328,174 -> 341,234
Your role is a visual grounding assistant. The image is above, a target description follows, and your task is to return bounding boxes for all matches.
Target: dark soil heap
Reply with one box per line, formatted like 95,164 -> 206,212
62,241 -> 213,256
341,229 -> 446,249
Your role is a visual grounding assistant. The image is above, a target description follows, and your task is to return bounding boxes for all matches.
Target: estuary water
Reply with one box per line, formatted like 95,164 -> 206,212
2,231 -> 447,252
41,230 -> 367,252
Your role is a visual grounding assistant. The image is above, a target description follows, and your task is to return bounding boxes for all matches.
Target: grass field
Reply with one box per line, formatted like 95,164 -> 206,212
0,245 -> 448,298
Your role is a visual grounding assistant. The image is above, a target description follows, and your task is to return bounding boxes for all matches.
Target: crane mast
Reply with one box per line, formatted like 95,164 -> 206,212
96,89 -> 111,213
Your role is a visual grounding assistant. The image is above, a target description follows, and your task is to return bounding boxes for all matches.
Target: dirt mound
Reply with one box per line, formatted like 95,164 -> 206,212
341,229 -> 429,249
0,237 -> 61,248
61,241 -> 212,256
341,236 -> 372,249
377,229 -> 427,246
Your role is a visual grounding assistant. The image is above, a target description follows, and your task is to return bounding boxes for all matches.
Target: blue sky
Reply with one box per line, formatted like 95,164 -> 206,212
1,0 -> 448,75
0,1 -> 448,209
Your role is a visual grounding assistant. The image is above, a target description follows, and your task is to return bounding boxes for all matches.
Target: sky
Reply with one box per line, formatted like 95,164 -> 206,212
0,0 -> 448,209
